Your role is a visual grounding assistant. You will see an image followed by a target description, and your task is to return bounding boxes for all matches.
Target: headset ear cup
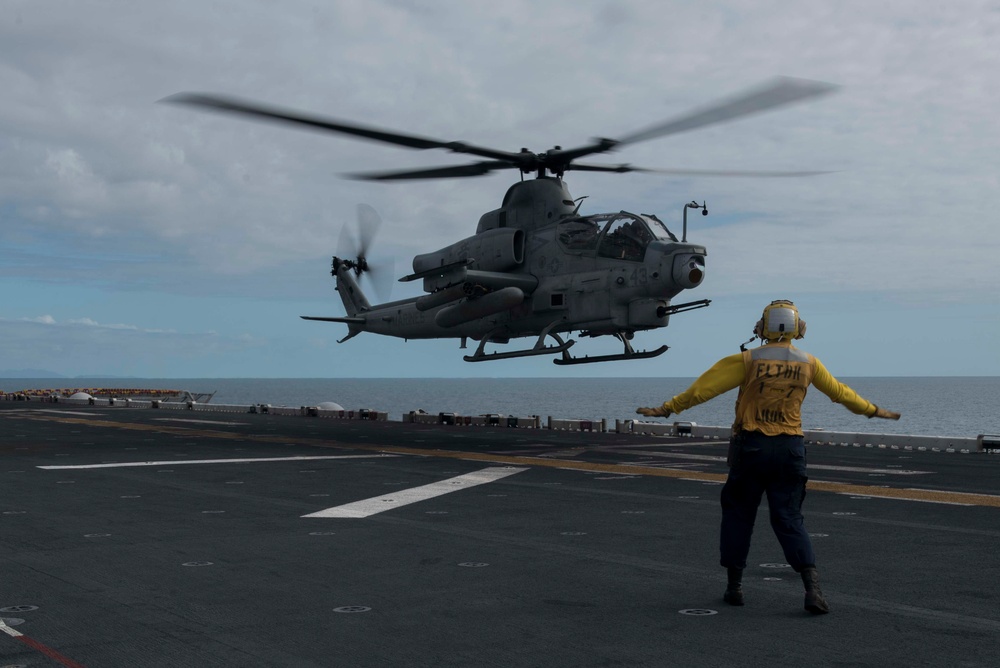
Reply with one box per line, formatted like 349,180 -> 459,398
753,319 -> 764,338
796,319 -> 807,339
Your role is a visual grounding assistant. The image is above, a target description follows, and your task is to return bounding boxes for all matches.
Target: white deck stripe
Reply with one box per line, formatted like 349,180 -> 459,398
811,464 -> 930,475
152,418 -> 249,426
0,619 -> 23,638
38,454 -> 397,470
303,466 -> 528,518
836,492 -> 973,506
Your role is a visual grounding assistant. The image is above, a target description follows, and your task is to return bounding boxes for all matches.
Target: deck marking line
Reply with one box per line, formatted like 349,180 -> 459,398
16,415 -> 1000,508
153,418 -> 250,426
0,618 -> 22,637
810,464 -> 930,475
1,618 -> 86,668
38,454 -> 397,470
303,466 -> 528,518
613,450 -> 931,474
836,492 -> 972,506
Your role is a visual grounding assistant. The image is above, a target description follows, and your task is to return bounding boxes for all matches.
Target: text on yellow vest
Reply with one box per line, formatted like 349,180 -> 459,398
733,343 -> 816,436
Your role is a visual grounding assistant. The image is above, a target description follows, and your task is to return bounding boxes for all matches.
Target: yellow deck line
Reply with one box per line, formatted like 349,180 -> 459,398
13,414 -> 1000,508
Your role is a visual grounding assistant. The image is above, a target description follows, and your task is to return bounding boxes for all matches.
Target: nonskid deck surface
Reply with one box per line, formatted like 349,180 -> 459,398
2,402 -> 998,667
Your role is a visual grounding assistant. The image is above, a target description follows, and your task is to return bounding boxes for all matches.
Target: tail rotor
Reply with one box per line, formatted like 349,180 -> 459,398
334,204 -> 394,302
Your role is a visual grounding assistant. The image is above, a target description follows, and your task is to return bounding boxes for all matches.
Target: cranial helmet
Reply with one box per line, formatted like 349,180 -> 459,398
753,300 -> 806,341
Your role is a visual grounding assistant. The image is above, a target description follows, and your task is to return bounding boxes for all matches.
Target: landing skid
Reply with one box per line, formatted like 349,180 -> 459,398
464,322 -> 574,362
554,332 -> 668,365
554,344 -> 669,365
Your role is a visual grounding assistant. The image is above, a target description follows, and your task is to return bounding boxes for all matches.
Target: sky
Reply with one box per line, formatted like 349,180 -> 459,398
1,1 -> 998,378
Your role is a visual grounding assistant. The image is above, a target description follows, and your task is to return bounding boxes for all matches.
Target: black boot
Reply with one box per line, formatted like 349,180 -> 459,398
801,567 -> 830,614
723,567 -> 744,606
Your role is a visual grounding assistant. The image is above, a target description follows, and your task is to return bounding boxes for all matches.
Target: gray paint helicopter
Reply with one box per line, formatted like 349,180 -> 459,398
164,77 -> 835,364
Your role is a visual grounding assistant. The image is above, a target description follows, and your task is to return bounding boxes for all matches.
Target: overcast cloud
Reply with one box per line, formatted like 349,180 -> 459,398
1,1 -> 998,378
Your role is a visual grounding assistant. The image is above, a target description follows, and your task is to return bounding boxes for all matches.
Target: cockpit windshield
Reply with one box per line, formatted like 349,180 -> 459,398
557,212 -> 677,261
598,215 -> 651,261
557,211 -> 677,262
642,214 -> 678,242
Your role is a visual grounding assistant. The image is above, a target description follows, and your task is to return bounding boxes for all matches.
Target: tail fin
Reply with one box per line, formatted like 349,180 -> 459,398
301,260 -> 371,344
334,262 -> 371,317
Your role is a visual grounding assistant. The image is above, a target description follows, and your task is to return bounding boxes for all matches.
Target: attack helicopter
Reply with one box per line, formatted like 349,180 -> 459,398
164,77 -> 834,364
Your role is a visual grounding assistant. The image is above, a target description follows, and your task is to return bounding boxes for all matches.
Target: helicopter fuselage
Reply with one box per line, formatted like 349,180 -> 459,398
314,178 -> 709,362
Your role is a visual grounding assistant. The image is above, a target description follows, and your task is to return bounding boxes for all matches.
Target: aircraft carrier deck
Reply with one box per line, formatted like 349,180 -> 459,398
2,401 -> 999,667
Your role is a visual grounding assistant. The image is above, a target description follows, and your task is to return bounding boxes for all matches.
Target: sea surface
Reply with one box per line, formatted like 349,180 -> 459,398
4,377 -> 998,438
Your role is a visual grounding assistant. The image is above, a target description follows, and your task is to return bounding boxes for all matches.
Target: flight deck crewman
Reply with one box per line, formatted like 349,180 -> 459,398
636,300 -> 901,615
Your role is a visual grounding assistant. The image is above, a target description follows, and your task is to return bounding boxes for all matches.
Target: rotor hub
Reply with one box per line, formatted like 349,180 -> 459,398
331,255 -> 370,277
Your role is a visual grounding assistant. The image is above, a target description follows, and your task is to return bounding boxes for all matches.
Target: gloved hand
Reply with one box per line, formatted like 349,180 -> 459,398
869,405 -> 901,420
636,406 -> 671,418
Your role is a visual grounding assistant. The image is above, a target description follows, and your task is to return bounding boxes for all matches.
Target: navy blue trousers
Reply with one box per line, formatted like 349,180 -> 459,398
719,432 -> 816,572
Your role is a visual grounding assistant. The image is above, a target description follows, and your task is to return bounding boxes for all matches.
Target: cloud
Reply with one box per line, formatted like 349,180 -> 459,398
1,0 -> 998,376
21,314 -> 56,324
11,315 -> 178,334
0,315 -> 262,377
66,317 -> 182,333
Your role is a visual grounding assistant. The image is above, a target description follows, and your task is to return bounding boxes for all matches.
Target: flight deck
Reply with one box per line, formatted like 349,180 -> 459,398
2,401 -> 999,667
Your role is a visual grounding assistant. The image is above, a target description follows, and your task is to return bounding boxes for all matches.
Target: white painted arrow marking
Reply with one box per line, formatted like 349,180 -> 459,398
303,466 -> 528,518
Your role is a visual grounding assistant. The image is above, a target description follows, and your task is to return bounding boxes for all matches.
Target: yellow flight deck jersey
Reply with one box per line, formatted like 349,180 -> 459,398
660,341 -> 877,436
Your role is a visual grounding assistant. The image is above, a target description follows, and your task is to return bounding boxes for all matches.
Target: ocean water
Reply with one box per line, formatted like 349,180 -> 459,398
5,377 -> 998,438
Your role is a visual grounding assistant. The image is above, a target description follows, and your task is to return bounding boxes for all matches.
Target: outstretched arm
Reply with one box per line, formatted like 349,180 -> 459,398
636,353 -> 745,418
811,358 -> 900,420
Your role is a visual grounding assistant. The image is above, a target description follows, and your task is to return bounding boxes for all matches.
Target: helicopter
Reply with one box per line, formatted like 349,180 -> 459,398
163,77 -> 835,364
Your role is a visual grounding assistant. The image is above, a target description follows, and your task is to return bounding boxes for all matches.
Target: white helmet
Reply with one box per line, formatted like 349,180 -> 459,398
753,300 -> 806,341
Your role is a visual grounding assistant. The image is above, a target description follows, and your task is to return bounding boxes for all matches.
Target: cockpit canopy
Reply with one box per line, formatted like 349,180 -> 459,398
557,212 -> 677,261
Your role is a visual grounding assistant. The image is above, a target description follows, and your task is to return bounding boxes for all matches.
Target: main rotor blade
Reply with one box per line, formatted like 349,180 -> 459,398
163,78 -> 836,182
161,93 -> 522,162
617,77 -> 838,146
344,161 -> 518,181
549,77 -> 838,164
566,162 -> 834,177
